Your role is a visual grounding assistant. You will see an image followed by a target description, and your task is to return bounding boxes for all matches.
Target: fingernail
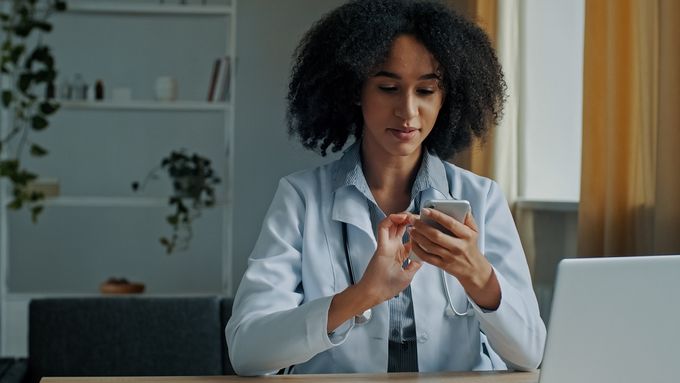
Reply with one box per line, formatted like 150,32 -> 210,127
422,208 -> 430,215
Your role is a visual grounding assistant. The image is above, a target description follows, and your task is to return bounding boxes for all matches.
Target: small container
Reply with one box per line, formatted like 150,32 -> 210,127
154,76 -> 177,101
72,73 -> 86,100
59,78 -> 72,100
95,80 -> 105,100
86,84 -> 95,101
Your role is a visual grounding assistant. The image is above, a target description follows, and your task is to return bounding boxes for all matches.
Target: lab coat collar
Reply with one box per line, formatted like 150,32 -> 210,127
330,141 -> 454,233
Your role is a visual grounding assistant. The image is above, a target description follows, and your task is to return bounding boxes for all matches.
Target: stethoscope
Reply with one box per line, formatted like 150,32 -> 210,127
341,218 -> 473,325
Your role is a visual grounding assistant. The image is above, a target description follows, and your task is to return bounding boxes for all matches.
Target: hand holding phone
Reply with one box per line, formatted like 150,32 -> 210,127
409,199 -> 471,261
420,199 -> 471,235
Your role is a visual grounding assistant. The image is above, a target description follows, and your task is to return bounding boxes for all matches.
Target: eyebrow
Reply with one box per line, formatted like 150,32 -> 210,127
373,70 -> 441,81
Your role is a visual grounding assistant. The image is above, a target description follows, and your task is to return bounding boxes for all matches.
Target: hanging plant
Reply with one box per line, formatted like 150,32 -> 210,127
0,0 -> 67,222
132,150 -> 221,254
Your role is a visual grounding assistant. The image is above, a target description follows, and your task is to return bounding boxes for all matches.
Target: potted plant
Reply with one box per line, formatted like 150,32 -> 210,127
132,150 -> 221,254
0,0 -> 66,222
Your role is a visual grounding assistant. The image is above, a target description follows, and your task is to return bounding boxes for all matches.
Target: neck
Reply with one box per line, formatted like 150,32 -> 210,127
360,142 -> 423,212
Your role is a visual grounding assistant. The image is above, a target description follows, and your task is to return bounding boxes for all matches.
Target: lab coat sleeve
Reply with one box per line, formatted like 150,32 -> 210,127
468,181 -> 546,370
225,178 -> 352,376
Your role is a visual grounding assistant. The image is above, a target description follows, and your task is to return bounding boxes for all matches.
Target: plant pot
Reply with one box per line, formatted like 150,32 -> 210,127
173,175 -> 205,199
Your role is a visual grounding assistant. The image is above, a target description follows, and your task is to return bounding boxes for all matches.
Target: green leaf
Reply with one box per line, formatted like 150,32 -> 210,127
12,170 -> 38,185
33,21 -> 52,32
2,90 -> 12,107
39,101 -> 59,115
31,205 -> 44,223
166,215 -> 179,225
29,191 -> 45,201
30,144 -> 48,157
18,73 -> 31,92
31,115 -> 48,130
160,237 -> 174,255
34,69 -> 52,83
0,159 -> 19,175
14,22 -> 31,38
55,1 -> 67,11
10,45 -> 25,64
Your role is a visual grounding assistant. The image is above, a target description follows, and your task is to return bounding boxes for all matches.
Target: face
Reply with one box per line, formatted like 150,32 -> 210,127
360,34 -> 444,161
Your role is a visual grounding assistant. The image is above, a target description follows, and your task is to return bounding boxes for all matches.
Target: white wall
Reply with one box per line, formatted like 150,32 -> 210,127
232,1 -> 345,287
520,0 -> 584,201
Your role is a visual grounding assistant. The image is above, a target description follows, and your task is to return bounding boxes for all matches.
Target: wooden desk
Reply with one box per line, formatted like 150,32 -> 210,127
41,371 -> 539,383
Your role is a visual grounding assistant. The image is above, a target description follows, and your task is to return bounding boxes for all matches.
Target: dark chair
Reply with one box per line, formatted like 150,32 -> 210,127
25,296 -> 231,383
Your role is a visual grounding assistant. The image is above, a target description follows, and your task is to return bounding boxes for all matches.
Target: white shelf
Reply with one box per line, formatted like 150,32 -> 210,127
44,196 -> 168,207
42,196 -> 229,208
59,100 -> 231,112
66,2 -> 233,16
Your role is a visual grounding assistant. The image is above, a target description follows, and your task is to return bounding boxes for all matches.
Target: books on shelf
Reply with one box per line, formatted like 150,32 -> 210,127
207,56 -> 230,102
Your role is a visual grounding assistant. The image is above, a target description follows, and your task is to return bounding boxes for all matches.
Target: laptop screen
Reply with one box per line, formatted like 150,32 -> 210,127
539,255 -> 680,383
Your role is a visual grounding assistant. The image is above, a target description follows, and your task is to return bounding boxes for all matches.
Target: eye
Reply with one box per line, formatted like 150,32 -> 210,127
378,85 -> 398,93
417,88 -> 435,96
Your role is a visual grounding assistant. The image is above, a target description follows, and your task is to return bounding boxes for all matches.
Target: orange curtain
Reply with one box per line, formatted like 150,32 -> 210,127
447,0 -> 497,179
578,0 -> 680,257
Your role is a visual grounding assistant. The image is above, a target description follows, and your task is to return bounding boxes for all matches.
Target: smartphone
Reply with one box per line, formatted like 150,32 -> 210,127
409,200 -> 471,262
421,199 -> 471,232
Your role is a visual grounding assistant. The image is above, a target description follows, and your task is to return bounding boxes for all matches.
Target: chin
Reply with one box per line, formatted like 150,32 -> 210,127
387,142 -> 423,157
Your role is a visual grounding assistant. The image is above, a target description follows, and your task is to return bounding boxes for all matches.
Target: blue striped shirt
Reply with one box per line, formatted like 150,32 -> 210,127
333,143 -> 444,371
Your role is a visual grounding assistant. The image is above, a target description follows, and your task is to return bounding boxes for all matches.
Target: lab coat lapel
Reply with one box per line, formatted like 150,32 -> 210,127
331,186 -> 376,282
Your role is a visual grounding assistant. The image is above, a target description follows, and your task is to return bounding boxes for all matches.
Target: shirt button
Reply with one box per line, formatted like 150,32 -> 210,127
417,332 -> 429,343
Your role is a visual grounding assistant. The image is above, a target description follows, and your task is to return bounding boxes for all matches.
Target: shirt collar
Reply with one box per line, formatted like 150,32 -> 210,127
331,141 -> 450,200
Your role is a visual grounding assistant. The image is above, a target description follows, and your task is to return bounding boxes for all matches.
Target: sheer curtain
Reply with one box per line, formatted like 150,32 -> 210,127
447,0 -> 532,272
448,0 -> 497,180
578,0 -> 680,257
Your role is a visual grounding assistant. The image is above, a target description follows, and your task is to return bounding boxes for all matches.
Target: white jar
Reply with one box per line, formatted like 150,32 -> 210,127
154,76 -> 177,101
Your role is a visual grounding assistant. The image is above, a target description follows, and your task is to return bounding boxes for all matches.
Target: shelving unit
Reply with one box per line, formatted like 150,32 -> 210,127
60,100 -> 232,112
0,0 -> 237,356
66,2 -> 233,16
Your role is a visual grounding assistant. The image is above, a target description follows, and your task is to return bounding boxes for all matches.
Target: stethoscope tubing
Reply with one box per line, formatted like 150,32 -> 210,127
341,220 -> 472,324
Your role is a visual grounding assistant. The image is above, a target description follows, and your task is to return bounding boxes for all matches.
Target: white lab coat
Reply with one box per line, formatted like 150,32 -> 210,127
226,145 -> 546,375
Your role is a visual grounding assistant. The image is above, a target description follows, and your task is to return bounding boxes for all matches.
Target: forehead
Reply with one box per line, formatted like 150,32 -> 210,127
379,34 -> 440,76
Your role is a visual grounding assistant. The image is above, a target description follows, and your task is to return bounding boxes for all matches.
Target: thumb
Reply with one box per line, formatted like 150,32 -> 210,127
403,258 -> 422,279
399,241 -> 413,263
464,212 -> 479,232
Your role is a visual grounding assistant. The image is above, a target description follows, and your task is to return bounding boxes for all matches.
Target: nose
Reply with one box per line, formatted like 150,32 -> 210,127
395,92 -> 418,122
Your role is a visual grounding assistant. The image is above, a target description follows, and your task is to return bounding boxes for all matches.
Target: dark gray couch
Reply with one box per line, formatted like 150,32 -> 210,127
1,296 -> 235,383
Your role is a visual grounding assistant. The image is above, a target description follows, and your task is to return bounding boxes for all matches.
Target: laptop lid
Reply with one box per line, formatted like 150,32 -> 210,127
539,255 -> 680,383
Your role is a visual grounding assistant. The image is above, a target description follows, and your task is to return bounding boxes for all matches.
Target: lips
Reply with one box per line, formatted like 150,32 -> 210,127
388,128 -> 419,141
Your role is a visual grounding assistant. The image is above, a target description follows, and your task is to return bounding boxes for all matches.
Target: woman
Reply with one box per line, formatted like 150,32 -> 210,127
226,0 -> 545,375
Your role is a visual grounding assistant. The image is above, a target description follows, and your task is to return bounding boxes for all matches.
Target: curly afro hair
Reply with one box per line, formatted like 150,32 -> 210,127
286,0 -> 505,159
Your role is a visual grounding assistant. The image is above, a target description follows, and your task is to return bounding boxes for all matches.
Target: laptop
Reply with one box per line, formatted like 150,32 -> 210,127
539,255 -> 680,383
